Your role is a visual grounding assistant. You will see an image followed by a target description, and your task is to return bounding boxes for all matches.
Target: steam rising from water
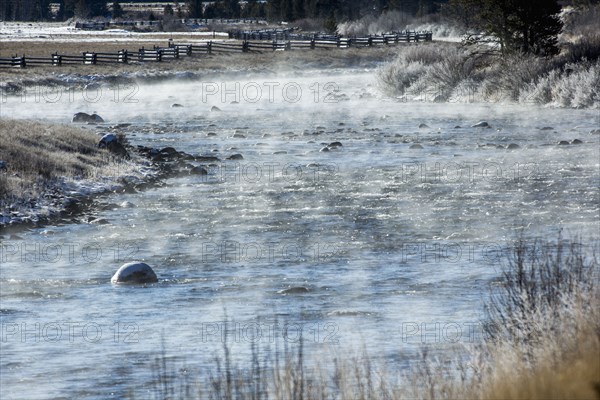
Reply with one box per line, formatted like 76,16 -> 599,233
1,70 -> 599,398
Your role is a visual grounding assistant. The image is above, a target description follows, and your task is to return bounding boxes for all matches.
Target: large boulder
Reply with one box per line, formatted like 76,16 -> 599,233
73,112 -> 104,123
111,262 -> 158,284
98,133 -> 117,148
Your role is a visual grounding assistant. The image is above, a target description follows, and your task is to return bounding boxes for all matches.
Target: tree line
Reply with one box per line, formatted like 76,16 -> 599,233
2,0 -> 597,58
0,0 -> 446,21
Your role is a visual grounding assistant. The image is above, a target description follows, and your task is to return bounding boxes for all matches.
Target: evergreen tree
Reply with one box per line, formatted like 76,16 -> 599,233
187,0 -> 203,18
112,1 -> 124,18
88,0 -> 107,17
447,0 -> 562,55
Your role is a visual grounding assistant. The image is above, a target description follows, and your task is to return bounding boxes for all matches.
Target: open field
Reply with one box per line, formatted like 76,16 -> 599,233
0,43 -> 404,89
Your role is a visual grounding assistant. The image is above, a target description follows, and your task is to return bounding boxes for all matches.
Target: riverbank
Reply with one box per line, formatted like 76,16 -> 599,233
0,119 -> 173,232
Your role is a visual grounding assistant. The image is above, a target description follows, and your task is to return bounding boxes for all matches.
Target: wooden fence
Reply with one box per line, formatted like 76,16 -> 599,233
0,30 -> 432,68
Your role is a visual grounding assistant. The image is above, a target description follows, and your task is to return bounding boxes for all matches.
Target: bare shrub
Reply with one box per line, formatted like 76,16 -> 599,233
480,53 -> 553,101
563,34 -> 600,63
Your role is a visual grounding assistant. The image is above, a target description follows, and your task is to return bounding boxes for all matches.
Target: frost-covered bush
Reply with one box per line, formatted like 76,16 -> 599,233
337,11 -> 412,36
378,44 -> 478,100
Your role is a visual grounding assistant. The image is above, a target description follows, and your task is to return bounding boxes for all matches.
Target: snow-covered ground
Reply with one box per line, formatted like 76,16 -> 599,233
0,21 -> 228,43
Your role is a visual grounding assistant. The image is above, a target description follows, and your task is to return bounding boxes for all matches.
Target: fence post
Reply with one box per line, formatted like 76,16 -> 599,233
52,53 -> 62,66
157,49 -> 162,62
242,40 -> 249,52
368,37 -> 373,47
272,40 -> 276,51
285,41 -> 291,51
118,50 -> 128,64
19,56 -> 26,68
311,38 -> 315,49
139,47 -> 144,61
174,47 -> 179,59
187,45 -> 192,56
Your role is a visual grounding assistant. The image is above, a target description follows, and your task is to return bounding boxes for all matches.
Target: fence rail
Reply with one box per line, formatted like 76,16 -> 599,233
0,30 -> 432,68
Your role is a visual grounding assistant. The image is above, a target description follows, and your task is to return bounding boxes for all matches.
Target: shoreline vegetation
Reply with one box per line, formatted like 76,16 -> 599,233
376,5 -> 600,108
140,236 -> 599,399
0,119 -> 152,230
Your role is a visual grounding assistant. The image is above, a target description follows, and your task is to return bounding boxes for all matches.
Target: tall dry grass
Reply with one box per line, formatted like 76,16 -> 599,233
139,235 -> 599,399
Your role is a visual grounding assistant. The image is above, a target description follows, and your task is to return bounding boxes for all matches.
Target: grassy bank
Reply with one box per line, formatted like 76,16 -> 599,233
137,236 -> 599,399
0,119 -> 146,228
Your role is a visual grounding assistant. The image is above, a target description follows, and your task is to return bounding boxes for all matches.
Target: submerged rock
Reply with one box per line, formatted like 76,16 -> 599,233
471,121 -> 490,128
506,143 -> 520,150
571,139 -> 583,145
558,140 -> 570,145
211,106 -> 222,112
277,286 -> 310,295
418,123 -> 430,129
0,160 -> 6,170
171,103 -> 184,108
227,154 -> 244,160
320,147 -> 330,152
409,143 -> 424,149
328,141 -> 343,148
111,262 -> 158,284
190,166 -> 208,175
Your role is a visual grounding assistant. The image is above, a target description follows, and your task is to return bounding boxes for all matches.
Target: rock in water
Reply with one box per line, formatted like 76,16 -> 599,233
211,106 -> 222,112
409,143 -> 424,149
171,103 -> 184,108
277,286 -> 310,295
190,166 -> 208,175
418,123 -> 429,129
73,112 -> 104,123
471,121 -> 489,128
506,143 -> 520,149
111,262 -> 158,284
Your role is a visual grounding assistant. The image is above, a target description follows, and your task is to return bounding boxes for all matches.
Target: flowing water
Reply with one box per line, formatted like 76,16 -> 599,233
1,69 -> 599,399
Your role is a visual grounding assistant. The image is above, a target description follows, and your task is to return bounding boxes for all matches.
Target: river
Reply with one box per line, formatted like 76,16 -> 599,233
1,69 -> 599,398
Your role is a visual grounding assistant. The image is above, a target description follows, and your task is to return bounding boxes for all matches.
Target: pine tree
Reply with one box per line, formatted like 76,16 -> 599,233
112,1 -> 124,19
187,0 -> 203,18
447,0 -> 563,55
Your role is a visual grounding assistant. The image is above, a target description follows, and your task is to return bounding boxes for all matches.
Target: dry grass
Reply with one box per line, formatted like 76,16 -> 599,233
0,41 -> 402,86
0,119 -> 130,211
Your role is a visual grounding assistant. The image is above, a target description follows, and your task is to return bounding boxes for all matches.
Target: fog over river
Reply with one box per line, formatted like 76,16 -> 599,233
1,69 -> 599,399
